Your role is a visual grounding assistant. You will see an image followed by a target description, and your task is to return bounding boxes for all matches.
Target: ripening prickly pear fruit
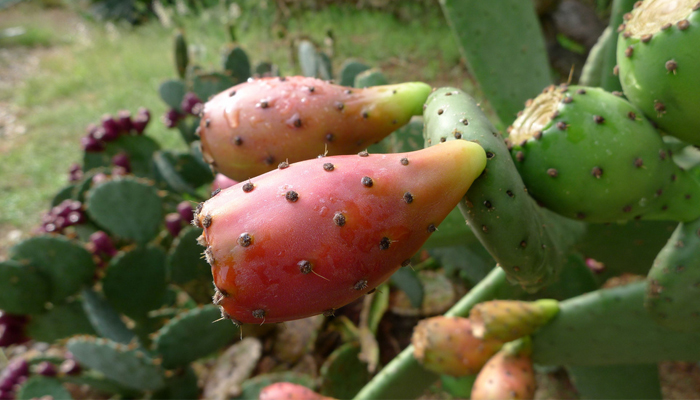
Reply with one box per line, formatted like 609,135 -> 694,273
412,316 -> 504,376
471,337 -> 536,400
198,76 -> 431,181
259,382 -> 334,400
211,173 -> 237,191
469,300 -> 559,342
195,141 -> 486,324
509,84 -> 700,223
617,0 -> 700,145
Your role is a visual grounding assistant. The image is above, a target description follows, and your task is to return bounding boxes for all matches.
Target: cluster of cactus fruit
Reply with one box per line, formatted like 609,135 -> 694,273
3,0 -> 700,398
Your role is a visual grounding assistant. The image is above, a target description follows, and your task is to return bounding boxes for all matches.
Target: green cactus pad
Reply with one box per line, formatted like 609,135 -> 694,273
193,72 -> 235,102
298,40 -> 318,78
235,372 -> 316,400
423,87 -> 585,291
102,246 -> 167,320
153,150 -> 213,195
354,68 -> 388,88
618,0 -> 700,145
83,135 -> 161,178
368,117 -> 424,155
154,366 -> 200,400
534,253 -> 599,301
159,79 -> 187,110
579,27 -> 612,87
176,117 -> 201,145
86,177 -> 163,244
390,267 -> 424,309
567,364 -> 662,400
10,235 -> 95,303
440,375 -> 476,398
27,300 -> 95,342
339,60 -> 370,87
320,343 -> 371,399
71,167 -> 109,203
439,0 -> 552,124
221,45 -> 251,83
645,217 -> 700,331
81,288 -> 137,345
167,227 -> 213,303
16,376 -> 73,400
0,260 -> 50,314
532,281 -> 700,365
316,52 -> 333,80
599,0 -> 638,92
174,31 -> 188,80
51,184 -> 77,207
67,336 -> 165,391
254,61 -> 278,78
61,371 -> 138,397
576,220 -> 676,280
431,242 -> 496,285
509,84 -> 700,223
152,305 -> 240,369
469,299 -> 559,342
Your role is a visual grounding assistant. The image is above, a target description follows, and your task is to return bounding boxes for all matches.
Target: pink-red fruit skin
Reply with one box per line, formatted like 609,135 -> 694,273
199,76 -> 431,181
471,341 -> 536,400
197,141 -> 486,324
412,316 -> 504,376
259,382 -> 334,400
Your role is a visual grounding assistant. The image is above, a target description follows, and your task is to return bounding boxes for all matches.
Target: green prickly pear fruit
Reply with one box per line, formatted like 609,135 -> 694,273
469,299 -> 559,342
617,0 -> 700,145
198,76 -> 431,181
509,84 -> 700,223
412,316 -> 504,376
471,337 -> 536,400
259,382 -> 334,400
194,141 -> 486,324
645,216 -> 700,331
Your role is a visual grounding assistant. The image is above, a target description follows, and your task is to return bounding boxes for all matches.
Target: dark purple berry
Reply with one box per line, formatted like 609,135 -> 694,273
101,114 -> 121,140
163,108 -> 184,129
89,231 -> 117,257
111,153 -> 131,173
165,213 -> 183,237
176,201 -> 194,223
35,362 -> 57,377
0,325 -> 28,348
181,93 -> 203,116
6,359 -> 29,380
59,359 -> 81,376
66,211 -> 85,226
81,136 -> 104,152
117,110 -> 132,133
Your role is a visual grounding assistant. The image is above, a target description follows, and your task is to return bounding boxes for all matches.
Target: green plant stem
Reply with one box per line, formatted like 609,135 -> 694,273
353,267 -> 518,400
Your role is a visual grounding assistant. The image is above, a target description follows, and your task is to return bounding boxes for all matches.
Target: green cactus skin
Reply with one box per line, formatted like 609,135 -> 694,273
599,0 -> 639,91
567,364 -> 662,400
0,260 -> 50,315
339,60 -> 370,87
27,300 -> 95,342
320,343 -> 371,399
645,217 -> 700,331
509,84 -> 700,223
174,31 -> 188,80
469,299 -> 559,342
16,376 -> 74,400
67,336 -> 165,391
580,27 -> 612,88
81,288 -> 138,345
532,281 -> 700,365
438,0 -> 552,125
423,87 -> 585,291
221,45 -> 251,84
617,0 -> 700,145
83,135 -> 161,178
354,69 -> 388,88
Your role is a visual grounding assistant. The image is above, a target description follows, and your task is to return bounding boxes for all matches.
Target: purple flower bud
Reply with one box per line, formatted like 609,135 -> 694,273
111,153 -> 131,173
91,173 -> 109,185
90,231 -> 117,258
59,359 -> 81,376
117,110 -> 132,133
69,163 -> 82,174
41,212 -> 55,224
0,378 -> 13,392
176,201 -> 194,223
66,211 -> 85,226
0,389 -> 14,400
68,163 -> 84,183
53,216 -> 66,231
138,107 -> 151,120
55,200 -> 73,218
81,136 -> 104,152
181,92 -> 203,116
6,359 -> 29,380
111,166 -> 129,177
35,362 -> 57,377
43,223 -> 58,233
165,213 -> 183,237
0,312 -> 28,327
67,201 -> 82,213
162,108 -> 183,129
131,114 -> 149,135
101,114 -> 121,139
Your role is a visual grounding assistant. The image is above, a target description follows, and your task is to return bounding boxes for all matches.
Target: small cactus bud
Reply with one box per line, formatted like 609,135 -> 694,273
181,92 -> 203,116
176,201 -> 195,223
117,110 -> 132,133
81,135 -> 105,152
111,153 -> 131,173
59,359 -> 81,376
89,231 -> 118,258
35,362 -> 57,377
163,108 -> 184,129
165,213 -> 183,237
101,114 -> 121,139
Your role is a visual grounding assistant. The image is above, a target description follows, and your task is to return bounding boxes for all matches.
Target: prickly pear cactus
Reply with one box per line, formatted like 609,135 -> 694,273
617,0 -> 700,145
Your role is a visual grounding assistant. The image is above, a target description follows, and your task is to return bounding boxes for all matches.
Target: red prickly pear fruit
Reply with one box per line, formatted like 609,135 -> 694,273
165,213 -> 183,237
176,201 -> 195,224
101,114 -> 121,140
112,153 -> 131,173
81,135 -> 104,152
211,173 -> 238,191
469,299 -> 559,342
412,316 -> 504,376
259,382 -> 334,400
117,110 -> 132,133
197,140 -> 486,324
198,76 -> 432,181
89,231 -> 117,258
471,337 -> 536,400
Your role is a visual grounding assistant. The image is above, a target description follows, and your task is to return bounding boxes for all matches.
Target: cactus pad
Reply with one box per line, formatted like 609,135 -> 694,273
159,79 -> 187,110
81,288 -> 137,345
67,336 -> 165,391
152,305 -> 240,369
221,45 -> 251,83
86,177 -> 163,243
153,150 -> 213,194
83,135 -> 160,178
11,235 -> 95,303
193,72 -> 235,102
16,376 -> 73,400
167,226 -> 211,284
102,246 -> 167,320
319,342 -> 371,399
339,60 -> 370,86
354,68 -> 388,88
0,260 -> 50,315
26,300 -> 95,342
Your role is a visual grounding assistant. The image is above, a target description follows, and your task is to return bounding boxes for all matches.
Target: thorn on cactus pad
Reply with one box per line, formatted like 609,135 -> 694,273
298,260 -> 313,274
400,158 -> 409,166
665,60 -> 678,74
358,150 -> 369,157
556,121 -> 567,130
661,22 -> 672,30
252,309 -> 266,320
613,65 -> 620,76
427,224 -> 437,233
576,88 -> 586,94
335,102 -> 344,111
591,167 -> 603,178
623,205 -> 633,213
361,176 -> 374,187
659,149 -> 667,160
204,247 -> 215,265
628,111 -> 637,120
440,137 -> 446,142
403,192 -> 414,204
323,163 -> 334,171
506,190 -> 514,198
229,90 -> 236,96
234,136 -> 243,146
515,152 -> 524,162
362,111 -> 370,119
257,100 -> 269,109
323,309 -> 335,317
242,182 -> 255,192
547,168 -> 558,178
211,188 -> 221,197
483,200 -> 492,209
238,233 -> 253,247
459,118 -> 469,125
593,115 -> 605,124
333,212 -> 346,226
202,214 -> 212,228
437,108 -> 444,115
678,19 -> 690,30
278,161 -> 289,169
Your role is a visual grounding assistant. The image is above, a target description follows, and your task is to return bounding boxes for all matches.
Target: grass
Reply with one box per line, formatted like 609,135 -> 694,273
0,2 -> 472,243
